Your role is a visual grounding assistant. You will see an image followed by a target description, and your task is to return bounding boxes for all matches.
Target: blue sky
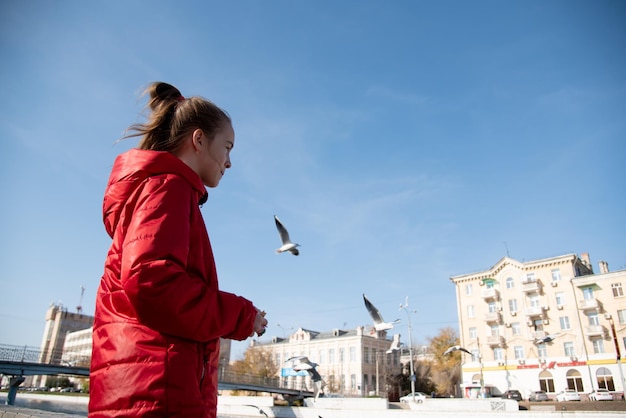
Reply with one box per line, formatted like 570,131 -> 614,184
1,1 -> 624,359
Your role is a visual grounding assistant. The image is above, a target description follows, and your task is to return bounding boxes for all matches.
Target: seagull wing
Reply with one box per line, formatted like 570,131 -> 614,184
286,355 -> 308,363
309,368 -> 323,382
274,215 -> 292,245
363,294 -> 385,324
443,346 -> 457,356
444,345 -> 471,356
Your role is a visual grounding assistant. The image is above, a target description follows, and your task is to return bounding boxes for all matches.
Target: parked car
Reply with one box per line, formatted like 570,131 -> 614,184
400,392 -> 427,403
556,389 -> 581,401
529,390 -> 549,401
589,389 -> 613,401
502,390 -> 523,401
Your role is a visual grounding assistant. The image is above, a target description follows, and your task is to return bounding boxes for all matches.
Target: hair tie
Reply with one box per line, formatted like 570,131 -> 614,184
177,95 -> 185,102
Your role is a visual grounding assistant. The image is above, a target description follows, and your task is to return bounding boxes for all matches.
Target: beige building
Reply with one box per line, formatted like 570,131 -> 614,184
250,326 -> 402,397
450,252 -> 626,399
30,303 -> 233,387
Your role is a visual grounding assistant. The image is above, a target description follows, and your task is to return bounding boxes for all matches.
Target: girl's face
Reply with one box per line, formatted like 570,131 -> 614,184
197,124 -> 234,188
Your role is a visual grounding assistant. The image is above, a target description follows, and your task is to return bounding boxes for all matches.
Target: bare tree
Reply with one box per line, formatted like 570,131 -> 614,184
428,327 -> 462,396
231,346 -> 279,378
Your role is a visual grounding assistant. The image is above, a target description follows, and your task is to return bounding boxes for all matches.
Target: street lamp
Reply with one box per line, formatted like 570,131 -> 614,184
604,314 -> 625,392
399,297 -> 416,402
375,350 -> 382,396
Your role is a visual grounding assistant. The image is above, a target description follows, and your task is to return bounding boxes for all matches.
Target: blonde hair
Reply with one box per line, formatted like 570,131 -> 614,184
124,82 -> 231,152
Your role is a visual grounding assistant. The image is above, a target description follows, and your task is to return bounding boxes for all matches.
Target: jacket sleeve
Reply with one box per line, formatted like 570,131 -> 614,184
120,175 -> 256,342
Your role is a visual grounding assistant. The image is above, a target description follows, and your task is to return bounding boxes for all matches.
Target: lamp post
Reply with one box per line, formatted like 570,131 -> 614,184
477,337 -> 484,398
375,350 -> 380,396
400,297 -> 416,402
605,314 -> 625,392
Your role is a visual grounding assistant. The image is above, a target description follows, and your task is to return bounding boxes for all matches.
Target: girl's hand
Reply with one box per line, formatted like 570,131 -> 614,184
252,309 -> 268,337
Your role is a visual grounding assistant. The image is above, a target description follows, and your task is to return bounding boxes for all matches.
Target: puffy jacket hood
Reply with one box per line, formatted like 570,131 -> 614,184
103,149 -> 208,237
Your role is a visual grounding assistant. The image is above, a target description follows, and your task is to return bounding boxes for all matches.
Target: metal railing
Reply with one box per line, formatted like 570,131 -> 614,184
0,344 -> 305,394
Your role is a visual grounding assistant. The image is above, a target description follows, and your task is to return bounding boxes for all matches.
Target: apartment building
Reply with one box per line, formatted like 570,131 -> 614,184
250,326 -> 402,397
450,252 -> 626,399
30,303 -> 94,387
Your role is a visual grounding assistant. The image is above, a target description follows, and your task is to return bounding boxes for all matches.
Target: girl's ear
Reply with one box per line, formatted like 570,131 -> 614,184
191,129 -> 204,152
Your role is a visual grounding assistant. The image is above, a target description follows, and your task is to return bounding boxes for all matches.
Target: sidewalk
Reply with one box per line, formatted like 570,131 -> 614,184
0,404 -> 84,418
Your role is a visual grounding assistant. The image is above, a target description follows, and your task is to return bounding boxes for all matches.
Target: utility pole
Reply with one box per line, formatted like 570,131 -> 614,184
605,314 -> 625,392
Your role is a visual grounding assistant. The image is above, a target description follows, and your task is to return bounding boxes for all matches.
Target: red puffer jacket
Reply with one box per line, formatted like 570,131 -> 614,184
89,149 -> 257,417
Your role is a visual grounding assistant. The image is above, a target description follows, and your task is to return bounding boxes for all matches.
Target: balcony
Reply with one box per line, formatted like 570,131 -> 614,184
585,325 -> 606,337
484,312 -> 503,324
522,280 -> 543,293
524,306 -> 546,317
578,298 -> 603,312
486,335 -> 505,347
481,288 -> 500,301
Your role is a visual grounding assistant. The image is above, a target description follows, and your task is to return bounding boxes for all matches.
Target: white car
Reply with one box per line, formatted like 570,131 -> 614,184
589,389 -> 613,401
400,392 -> 427,403
556,389 -> 581,401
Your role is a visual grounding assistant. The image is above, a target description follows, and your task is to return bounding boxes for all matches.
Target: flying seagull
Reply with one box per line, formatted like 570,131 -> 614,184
386,333 -> 403,354
443,345 -> 472,356
363,294 -> 400,331
286,356 -> 324,400
274,215 -> 300,256
534,333 -> 560,345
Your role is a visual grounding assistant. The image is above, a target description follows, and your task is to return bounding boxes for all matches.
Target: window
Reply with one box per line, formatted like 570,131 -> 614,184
490,324 -> 500,337
471,349 -> 480,362
551,269 -> 561,282
351,374 -> 356,390
466,283 -> 472,296
534,318 -> 544,332
506,277 -> 514,289
529,293 -> 540,308
559,316 -> 571,330
564,342 -> 575,357
467,305 -> 475,318
596,367 -> 615,391
493,347 -> 504,360
537,344 -> 547,358
566,370 -> 584,392
329,348 -> 335,363
509,299 -> 518,313
485,279 -> 495,289
339,348 -> 344,363
363,347 -> 369,364
618,309 -> 626,325
512,322 -> 521,335
488,301 -> 497,313
612,283 -> 624,297
588,312 -> 599,326
526,273 -> 536,282
350,346 -> 356,362
592,338 -> 605,354
514,346 -> 524,359
582,286 -> 594,300
469,327 -> 477,339
319,350 -> 324,364
539,370 -> 555,393
555,292 -> 565,307
363,374 -> 369,390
